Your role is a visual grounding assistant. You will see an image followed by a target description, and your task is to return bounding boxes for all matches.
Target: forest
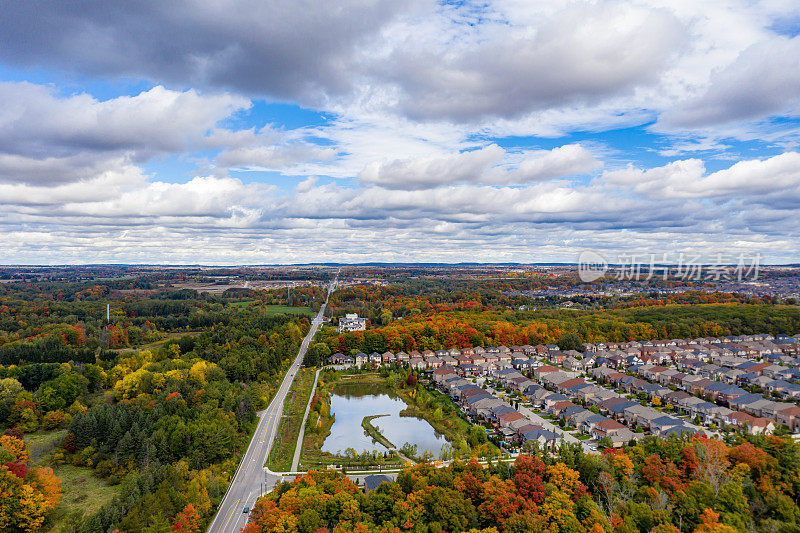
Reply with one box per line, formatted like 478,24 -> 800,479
318,303 -> 800,355
323,269 -> 789,324
244,433 -> 800,533
0,275 -> 316,532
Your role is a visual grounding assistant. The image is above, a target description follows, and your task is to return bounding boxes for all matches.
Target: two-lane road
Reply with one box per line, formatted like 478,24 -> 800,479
207,278 -> 335,532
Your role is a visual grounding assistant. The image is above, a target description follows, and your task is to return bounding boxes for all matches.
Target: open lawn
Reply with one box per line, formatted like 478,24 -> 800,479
112,330 -> 203,355
46,464 -> 121,532
263,305 -> 313,316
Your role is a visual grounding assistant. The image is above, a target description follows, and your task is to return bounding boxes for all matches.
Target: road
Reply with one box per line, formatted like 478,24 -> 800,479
479,379 -> 595,454
207,275 -> 336,533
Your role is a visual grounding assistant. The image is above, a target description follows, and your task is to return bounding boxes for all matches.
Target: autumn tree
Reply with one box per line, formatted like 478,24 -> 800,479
513,455 -> 546,504
0,437 -> 61,532
172,503 -> 201,533
693,509 -> 738,533
693,437 -> 729,496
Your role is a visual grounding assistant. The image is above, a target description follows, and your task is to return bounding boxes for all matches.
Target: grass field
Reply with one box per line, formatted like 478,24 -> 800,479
262,304 -> 313,316
23,430 -> 121,532
47,464 -> 121,532
267,367 -> 317,472
24,429 -> 67,463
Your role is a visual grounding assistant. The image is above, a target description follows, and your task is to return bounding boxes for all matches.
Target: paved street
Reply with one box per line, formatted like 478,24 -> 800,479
479,379 -> 596,454
207,276 -> 335,533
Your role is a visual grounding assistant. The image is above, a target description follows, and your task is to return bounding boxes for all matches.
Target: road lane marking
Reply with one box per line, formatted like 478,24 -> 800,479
221,498 -> 240,532
209,287 -> 333,532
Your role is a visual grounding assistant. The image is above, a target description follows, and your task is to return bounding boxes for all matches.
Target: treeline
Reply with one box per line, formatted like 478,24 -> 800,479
326,273 -> 781,326
318,304 -> 800,354
0,278 -> 314,366
245,432 -> 800,533
0,336 -> 96,365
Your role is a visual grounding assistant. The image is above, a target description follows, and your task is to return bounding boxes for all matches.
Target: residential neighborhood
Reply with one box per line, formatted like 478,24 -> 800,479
330,333 -> 800,450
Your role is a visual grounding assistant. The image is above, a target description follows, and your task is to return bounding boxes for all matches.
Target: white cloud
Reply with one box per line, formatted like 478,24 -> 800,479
359,145 -> 504,188
2,1 -> 800,264
59,175 -> 270,218
0,83 -> 249,160
217,144 -> 337,171
604,151 -> 800,199
2,0 -> 793,134
382,1 -> 686,122
487,144 -> 601,184
359,143 -> 599,189
661,36 -> 800,128
0,161 -> 146,205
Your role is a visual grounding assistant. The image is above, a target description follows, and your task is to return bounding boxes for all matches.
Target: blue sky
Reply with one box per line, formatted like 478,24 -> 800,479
0,0 -> 799,264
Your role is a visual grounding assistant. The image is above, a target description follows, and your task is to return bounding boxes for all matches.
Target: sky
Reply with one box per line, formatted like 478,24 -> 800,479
1,0 -> 799,265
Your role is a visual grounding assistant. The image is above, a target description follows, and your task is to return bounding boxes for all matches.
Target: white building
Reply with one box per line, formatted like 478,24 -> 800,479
338,313 -> 367,333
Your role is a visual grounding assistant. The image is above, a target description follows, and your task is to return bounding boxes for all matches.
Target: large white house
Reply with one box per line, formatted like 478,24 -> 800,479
338,313 -> 367,332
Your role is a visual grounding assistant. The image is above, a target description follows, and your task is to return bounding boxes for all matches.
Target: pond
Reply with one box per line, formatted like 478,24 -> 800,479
321,393 -> 446,457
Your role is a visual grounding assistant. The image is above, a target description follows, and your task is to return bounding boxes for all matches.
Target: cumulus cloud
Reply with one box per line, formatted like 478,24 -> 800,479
0,83 -> 248,160
359,145 -> 505,189
382,1 -> 686,121
0,161 -> 147,205
359,144 -> 599,189
2,1 -> 800,264
486,144 -> 601,184
661,36 -> 800,128
0,0 -> 417,103
0,153 -> 126,185
4,170 -> 795,264
603,151 -> 800,199
1,0 -> 791,132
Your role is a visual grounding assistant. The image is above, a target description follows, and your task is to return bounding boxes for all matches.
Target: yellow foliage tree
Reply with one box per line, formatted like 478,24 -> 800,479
0,435 -> 29,463
546,463 -> 580,495
0,439 -> 61,533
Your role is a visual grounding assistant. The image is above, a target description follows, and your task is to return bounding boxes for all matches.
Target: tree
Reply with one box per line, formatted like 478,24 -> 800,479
557,333 -> 584,352
172,503 -> 201,533
478,477 -> 528,527
597,438 -> 612,451
539,490 -> 582,533
693,509 -> 738,533
693,437 -> 729,496
422,486 -> 478,532
513,455 -> 546,504
304,343 -> 331,367
0,438 -> 61,532
28,467 -> 61,511
546,463 -> 581,497
642,454 -> 683,494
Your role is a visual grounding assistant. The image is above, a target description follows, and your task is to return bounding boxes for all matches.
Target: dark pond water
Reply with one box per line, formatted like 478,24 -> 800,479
321,393 -> 446,456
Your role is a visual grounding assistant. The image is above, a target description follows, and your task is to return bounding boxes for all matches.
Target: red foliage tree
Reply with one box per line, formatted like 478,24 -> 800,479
172,503 -> 201,533
641,454 -> 684,494
513,455 -> 547,504
3,461 -> 27,479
